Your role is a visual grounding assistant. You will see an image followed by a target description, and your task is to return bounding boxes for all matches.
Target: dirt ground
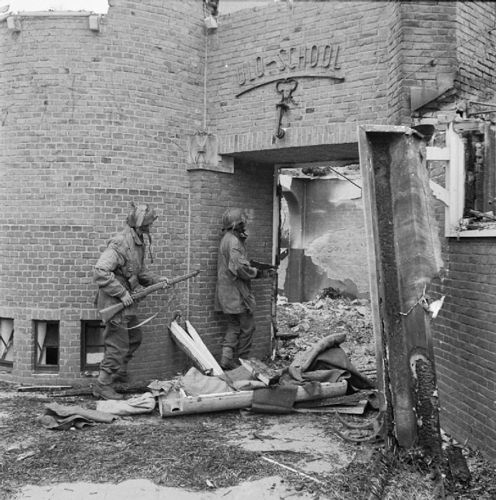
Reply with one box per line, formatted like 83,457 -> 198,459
1,297 -> 495,500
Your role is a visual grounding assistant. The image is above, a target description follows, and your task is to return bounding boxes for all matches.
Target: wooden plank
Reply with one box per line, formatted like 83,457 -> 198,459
169,321 -> 216,375
238,358 -> 280,386
294,400 -> 368,415
446,123 -> 465,235
159,380 -> 348,417
185,321 -> 224,376
429,180 -> 449,206
294,392 -> 370,408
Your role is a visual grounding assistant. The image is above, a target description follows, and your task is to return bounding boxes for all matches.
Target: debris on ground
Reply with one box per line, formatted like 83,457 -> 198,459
1,297 -> 496,499
153,312 -> 375,418
334,411 -> 385,443
273,295 -> 376,378
156,365 -> 349,417
169,316 -> 224,377
96,392 -> 156,416
238,358 -> 280,386
36,402 -> 117,431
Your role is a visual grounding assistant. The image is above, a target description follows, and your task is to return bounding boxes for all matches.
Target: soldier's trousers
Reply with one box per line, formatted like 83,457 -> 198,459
222,311 -> 255,359
100,315 -> 142,375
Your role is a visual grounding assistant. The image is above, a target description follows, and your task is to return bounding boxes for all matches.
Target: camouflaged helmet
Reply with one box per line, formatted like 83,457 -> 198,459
126,203 -> 158,228
222,208 -> 246,231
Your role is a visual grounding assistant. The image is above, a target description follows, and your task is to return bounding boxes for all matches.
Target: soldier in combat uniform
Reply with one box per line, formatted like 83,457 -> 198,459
93,203 -> 168,400
215,208 -> 273,370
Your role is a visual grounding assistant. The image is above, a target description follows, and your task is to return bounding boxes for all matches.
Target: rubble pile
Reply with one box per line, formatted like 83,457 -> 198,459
274,296 -> 376,375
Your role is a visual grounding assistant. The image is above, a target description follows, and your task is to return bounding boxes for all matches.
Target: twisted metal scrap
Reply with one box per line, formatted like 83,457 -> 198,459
334,411 -> 384,443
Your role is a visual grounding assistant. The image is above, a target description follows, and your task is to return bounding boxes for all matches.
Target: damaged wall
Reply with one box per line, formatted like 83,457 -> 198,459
280,170 -> 368,301
417,2 -> 496,462
1,0 -> 495,462
359,126 -> 444,452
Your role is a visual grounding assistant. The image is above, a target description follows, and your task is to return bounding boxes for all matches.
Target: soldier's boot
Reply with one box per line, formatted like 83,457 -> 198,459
220,347 -> 240,371
93,370 -> 124,400
112,371 -> 129,384
113,360 -> 130,384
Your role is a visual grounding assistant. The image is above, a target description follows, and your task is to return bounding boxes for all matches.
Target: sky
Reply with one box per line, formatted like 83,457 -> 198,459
0,1 -> 277,16
0,0 -> 108,14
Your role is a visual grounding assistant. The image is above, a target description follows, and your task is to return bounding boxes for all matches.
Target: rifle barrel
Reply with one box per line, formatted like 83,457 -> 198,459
98,269 -> 200,323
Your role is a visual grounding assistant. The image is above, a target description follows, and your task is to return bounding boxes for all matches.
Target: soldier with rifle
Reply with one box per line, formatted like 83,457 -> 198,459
93,202 -> 169,400
215,208 -> 276,370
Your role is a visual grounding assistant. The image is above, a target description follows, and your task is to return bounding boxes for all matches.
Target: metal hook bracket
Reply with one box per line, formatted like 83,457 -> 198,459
273,78 -> 298,142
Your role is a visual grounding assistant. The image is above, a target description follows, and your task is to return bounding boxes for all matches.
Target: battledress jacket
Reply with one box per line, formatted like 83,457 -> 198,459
215,231 -> 259,314
94,226 -> 160,319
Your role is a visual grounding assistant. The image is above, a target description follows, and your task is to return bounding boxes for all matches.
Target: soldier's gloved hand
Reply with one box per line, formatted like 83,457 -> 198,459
261,269 -> 276,278
121,291 -> 134,307
160,277 -> 170,289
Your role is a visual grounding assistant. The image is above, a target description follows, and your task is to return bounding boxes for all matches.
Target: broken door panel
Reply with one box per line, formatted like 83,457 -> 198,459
358,125 -> 443,453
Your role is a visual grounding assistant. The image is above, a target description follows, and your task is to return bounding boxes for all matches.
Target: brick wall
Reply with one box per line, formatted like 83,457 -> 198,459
383,0 -> 404,125
1,0 -> 494,461
0,1 -> 208,383
424,2 -> 496,462
432,239 -> 496,461
400,1 -> 457,120
210,0 -> 393,154
0,0 -> 278,384
187,160 -> 275,362
456,1 -> 496,102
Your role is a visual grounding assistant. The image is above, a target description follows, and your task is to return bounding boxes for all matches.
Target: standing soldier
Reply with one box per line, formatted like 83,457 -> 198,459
93,202 -> 168,400
215,208 -> 272,370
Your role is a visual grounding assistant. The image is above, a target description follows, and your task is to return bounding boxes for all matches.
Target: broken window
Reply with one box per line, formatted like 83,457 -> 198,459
460,125 -> 496,228
34,320 -> 59,371
81,320 -> 105,370
429,122 -> 496,236
0,318 -> 14,367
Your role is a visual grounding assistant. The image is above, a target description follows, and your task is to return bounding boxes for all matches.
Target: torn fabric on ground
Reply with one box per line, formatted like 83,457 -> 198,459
37,402 -> 117,430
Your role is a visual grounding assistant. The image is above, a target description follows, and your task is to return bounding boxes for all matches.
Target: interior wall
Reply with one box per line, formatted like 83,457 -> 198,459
280,172 -> 368,302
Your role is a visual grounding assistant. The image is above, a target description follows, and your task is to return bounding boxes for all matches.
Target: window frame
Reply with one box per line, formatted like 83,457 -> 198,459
80,320 -> 105,371
429,122 -> 496,238
0,317 -> 14,368
34,320 -> 60,372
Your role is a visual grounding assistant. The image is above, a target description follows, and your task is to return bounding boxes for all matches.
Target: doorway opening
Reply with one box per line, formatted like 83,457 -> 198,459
272,161 -> 376,381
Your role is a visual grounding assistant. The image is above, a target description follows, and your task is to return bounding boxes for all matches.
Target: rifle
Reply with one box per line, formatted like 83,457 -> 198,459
249,259 -> 277,271
98,269 -> 200,324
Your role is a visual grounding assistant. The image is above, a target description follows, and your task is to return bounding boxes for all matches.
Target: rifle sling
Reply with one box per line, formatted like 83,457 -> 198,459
111,312 -> 159,330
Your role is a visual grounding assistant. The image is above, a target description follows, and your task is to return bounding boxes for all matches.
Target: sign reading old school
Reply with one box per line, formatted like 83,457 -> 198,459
235,42 -> 343,88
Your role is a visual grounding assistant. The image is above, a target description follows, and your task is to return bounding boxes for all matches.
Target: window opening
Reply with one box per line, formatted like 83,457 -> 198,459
462,129 -> 493,214
81,320 -> 105,370
455,123 -> 496,233
34,320 -> 59,370
428,122 -> 496,236
0,318 -> 14,367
